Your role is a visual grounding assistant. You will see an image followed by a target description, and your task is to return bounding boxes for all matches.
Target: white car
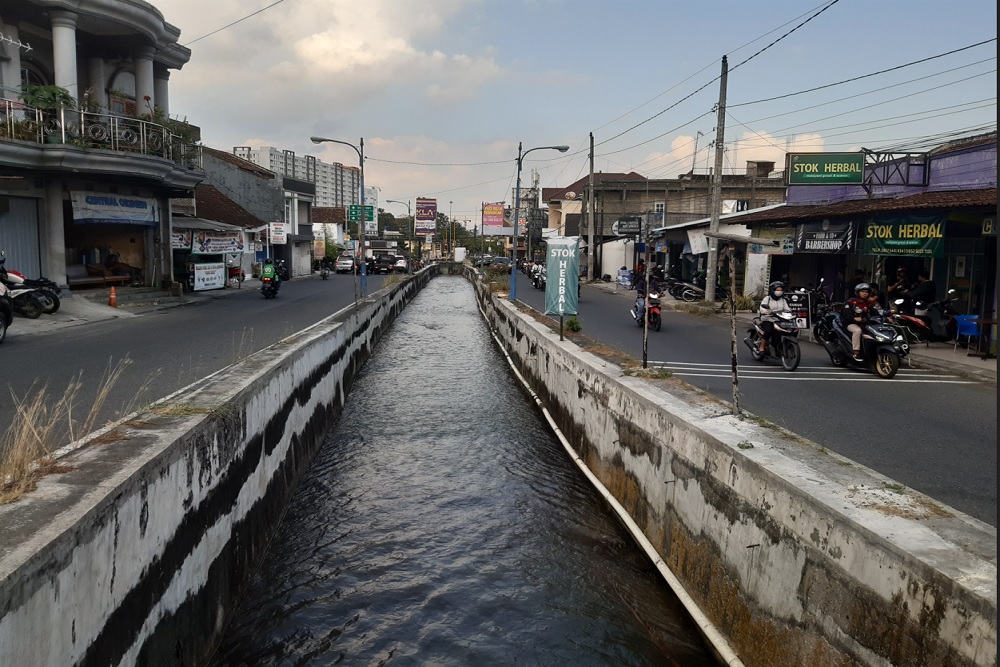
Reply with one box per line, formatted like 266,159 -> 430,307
394,257 -> 409,273
335,254 -> 358,274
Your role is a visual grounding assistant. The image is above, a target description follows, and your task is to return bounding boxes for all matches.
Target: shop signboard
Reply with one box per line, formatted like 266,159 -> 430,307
862,214 -> 945,257
192,262 -> 226,291
191,230 -> 245,254
794,220 -> 856,254
170,229 -> 192,250
785,290 -> 812,330
786,153 -> 865,185
415,198 -> 437,235
71,191 -> 158,226
269,222 -> 288,244
749,227 -> 795,255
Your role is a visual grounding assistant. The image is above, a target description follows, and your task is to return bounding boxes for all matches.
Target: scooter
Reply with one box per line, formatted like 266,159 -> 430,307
820,308 -> 909,379
630,292 -> 662,331
276,259 -> 290,281
261,276 -> 278,299
744,310 -> 801,371
320,265 -> 330,280
892,289 -> 958,344
0,252 -> 60,314
531,265 -> 545,290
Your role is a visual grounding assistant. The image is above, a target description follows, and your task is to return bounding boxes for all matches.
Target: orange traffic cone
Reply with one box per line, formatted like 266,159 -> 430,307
108,286 -> 117,308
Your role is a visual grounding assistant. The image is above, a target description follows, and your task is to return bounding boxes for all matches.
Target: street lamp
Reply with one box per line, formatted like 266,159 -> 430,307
509,142 -> 569,301
385,198 -> 411,256
311,135 -> 367,295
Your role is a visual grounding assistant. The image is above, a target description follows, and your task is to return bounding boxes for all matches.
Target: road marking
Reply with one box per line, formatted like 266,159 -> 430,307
648,362 -> 972,383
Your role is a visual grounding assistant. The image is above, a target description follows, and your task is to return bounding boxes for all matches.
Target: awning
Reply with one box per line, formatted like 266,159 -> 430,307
171,216 -> 245,232
653,203 -> 786,234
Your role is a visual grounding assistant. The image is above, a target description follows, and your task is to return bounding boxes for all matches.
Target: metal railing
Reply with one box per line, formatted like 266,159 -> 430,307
0,97 -> 201,168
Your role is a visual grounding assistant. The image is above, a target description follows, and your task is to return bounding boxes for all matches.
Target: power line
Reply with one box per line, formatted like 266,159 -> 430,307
182,0 -> 290,46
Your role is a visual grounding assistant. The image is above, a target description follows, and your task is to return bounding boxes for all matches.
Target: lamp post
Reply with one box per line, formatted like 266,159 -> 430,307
385,198 -> 411,257
311,135 -> 366,295
509,142 -> 569,301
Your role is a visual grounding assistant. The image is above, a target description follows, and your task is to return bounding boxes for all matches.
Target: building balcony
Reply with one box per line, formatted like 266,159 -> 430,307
0,97 -> 204,193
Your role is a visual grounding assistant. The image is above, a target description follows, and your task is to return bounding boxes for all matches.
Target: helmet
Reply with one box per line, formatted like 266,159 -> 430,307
854,282 -> 871,295
768,280 -> 785,299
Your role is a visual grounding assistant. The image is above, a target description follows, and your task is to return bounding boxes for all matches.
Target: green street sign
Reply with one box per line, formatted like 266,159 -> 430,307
786,153 -> 865,185
348,204 -> 375,221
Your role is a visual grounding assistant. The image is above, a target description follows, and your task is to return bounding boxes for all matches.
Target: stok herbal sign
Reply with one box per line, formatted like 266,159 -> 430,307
786,153 -> 865,185
862,215 -> 945,257
544,236 -> 580,317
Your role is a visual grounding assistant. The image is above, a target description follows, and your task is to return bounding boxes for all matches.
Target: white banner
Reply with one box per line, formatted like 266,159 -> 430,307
192,262 -> 226,291
71,191 -> 158,226
171,229 -> 192,250
192,230 -> 245,254
270,222 -> 288,244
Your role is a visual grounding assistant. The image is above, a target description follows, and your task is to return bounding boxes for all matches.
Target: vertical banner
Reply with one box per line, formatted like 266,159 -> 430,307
482,202 -> 504,226
415,197 -> 437,235
544,236 -> 580,316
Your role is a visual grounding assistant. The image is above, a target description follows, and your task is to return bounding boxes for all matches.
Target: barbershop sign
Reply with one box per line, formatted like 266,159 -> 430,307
862,214 -> 945,257
794,220 -> 856,254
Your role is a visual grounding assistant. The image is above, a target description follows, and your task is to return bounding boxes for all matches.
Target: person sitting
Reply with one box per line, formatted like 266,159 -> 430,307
904,269 -> 936,314
634,272 -> 648,318
841,283 -> 872,361
757,281 -> 790,354
261,257 -> 281,292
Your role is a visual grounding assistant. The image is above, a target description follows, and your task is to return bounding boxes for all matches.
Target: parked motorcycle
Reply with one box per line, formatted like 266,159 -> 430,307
0,252 -> 60,314
819,307 -> 909,378
892,289 -> 958,344
744,310 -> 801,371
261,276 -> 278,299
630,291 -> 662,331
0,282 -> 12,344
680,282 -> 729,302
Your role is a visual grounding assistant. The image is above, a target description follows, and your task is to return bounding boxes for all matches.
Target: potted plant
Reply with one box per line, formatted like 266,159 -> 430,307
18,85 -> 77,144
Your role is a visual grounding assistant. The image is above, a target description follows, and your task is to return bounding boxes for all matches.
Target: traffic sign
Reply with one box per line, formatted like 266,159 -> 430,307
348,204 -> 375,221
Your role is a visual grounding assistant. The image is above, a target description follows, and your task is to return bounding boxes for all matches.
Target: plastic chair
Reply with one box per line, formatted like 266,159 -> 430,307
953,314 -> 979,352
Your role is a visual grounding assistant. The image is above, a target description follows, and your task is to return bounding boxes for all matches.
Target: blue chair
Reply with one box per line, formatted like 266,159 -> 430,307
953,315 -> 979,352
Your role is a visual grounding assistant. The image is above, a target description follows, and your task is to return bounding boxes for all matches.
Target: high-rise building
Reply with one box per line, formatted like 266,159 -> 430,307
232,146 -> 361,208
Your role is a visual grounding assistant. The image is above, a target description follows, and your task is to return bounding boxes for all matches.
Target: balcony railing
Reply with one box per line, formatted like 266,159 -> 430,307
0,97 -> 201,169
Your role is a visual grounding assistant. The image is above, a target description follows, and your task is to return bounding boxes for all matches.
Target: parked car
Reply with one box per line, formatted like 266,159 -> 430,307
489,257 -> 512,271
335,254 -> 358,274
394,256 -> 409,274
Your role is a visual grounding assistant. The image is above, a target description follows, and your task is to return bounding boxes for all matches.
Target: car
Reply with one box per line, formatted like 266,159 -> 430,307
371,254 -> 396,274
335,254 -> 358,274
394,257 -> 409,273
489,257 -> 512,271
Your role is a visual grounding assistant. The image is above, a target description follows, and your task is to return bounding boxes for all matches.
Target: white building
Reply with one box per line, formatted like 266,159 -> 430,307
232,146 -> 361,208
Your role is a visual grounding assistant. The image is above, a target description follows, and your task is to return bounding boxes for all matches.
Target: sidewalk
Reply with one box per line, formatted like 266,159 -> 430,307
588,279 -> 997,384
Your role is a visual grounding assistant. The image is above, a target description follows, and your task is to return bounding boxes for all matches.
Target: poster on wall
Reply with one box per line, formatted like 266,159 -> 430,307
170,229 -> 192,250
269,222 -> 288,244
191,230 -> 245,254
750,227 -> 795,255
192,262 -> 226,291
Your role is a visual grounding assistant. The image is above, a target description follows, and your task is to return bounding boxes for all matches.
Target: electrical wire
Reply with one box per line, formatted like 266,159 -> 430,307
182,0 -> 290,46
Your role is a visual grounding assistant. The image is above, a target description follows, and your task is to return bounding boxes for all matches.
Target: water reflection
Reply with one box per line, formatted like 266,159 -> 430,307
212,276 -> 717,666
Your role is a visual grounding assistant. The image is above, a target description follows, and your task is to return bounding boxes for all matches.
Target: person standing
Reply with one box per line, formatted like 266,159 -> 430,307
887,266 -> 912,304
905,269 -> 937,314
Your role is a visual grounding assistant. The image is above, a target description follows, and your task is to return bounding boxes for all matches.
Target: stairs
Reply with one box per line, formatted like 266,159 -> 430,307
76,285 -> 185,310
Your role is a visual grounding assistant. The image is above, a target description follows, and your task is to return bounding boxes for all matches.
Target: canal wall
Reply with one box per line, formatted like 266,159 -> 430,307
0,267 -> 446,667
473,276 -> 997,667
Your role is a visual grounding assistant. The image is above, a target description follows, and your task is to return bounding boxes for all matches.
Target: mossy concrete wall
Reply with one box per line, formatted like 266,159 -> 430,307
0,268 -> 435,667
473,275 -> 996,667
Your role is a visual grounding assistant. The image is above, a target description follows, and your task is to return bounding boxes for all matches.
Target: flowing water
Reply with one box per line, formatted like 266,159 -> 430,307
211,276 -> 718,666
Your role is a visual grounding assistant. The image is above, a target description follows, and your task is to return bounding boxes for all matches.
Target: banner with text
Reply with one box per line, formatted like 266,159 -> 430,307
794,220 -> 856,254
191,231 -> 245,254
862,214 -> 945,257
71,191 -> 157,226
171,229 -> 193,250
415,198 -> 437,235
544,236 -> 580,317
482,202 -> 505,226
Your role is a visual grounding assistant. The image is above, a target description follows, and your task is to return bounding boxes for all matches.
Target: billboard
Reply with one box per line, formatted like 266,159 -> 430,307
786,153 -> 865,185
415,197 -> 437,235
483,202 -> 504,226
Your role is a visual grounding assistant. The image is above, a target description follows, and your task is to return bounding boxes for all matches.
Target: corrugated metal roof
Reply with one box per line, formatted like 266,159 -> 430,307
171,216 -> 244,232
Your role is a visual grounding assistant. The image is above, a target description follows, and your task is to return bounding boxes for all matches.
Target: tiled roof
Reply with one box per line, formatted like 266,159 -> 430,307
195,185 -> 270,229
312,207 -> 346,224
202,146 -> 277,179
730,188 -> 996,224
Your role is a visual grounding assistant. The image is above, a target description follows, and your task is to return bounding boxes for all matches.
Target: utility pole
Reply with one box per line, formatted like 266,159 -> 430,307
587,132 -> 595,282
705,55 -> 728,306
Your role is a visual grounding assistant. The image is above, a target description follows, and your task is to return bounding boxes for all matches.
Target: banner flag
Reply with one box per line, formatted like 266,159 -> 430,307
544,236 -> 580,316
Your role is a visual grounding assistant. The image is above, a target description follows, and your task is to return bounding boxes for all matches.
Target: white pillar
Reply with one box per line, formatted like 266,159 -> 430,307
87,57 -> 108,110
154,70 -> 170,117
40,180 -> 68,287
134,46 -> 156,114
50,11 -> 79,98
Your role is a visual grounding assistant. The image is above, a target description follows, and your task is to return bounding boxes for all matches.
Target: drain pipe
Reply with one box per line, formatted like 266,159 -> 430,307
486,314 -> 745,667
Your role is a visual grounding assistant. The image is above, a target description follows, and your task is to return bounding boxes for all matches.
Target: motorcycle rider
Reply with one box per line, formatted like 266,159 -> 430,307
261,257 -> 281,293
634,271 -> 648,320
757,281 -> 790,354
841,283 -> 872,361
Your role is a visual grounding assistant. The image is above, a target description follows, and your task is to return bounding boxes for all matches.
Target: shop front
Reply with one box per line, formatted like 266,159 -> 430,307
171,217 -> 249,292
65,191 -> 158,286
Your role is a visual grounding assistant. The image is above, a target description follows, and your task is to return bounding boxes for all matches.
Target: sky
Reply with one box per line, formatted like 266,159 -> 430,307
154,0 -> 998,224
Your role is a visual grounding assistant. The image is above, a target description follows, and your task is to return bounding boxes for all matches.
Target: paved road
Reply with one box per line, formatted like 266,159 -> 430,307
515,277 -> 998,527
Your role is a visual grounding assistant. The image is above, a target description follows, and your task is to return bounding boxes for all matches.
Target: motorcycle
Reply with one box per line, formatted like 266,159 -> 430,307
819,307 -> 909,379
261,276 -> 278,299
320,265 -> 330,280
630,291 -> 662,331
0,252 -> 61,314
531,265 -> 545,290
680,282 -> 729,302
275,259 -> 290,281
744,310 -> 801,371
891,289 -> 958,344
